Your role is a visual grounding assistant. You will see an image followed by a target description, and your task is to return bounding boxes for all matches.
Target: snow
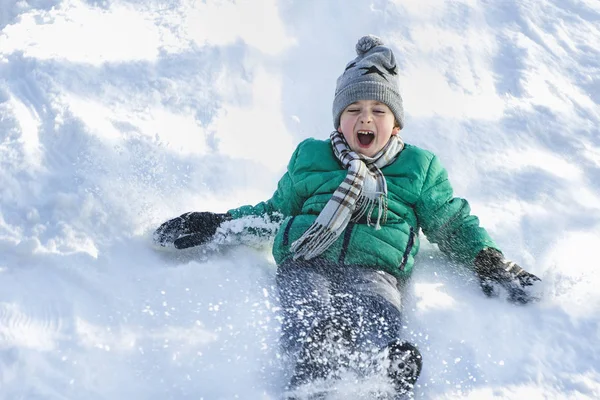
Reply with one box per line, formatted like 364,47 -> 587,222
1,0 -> 599,399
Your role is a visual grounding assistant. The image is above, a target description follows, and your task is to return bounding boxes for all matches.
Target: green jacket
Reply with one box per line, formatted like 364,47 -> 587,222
228,138 -> 499,279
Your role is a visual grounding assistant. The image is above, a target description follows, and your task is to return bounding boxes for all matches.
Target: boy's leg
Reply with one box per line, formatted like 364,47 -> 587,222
276,259 -> 334,358
333,266 -> 422,395
278,259 -> 354,390
333,266 -> 403,350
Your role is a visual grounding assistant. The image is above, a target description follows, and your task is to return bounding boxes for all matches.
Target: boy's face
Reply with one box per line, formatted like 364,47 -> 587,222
337,100 -> 400,157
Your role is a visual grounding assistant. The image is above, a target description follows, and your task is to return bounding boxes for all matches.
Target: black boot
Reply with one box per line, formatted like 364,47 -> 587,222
386,339 -> 422,396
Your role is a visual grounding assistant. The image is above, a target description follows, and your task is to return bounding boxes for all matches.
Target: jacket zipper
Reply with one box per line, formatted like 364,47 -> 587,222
338,223 -> 355,265
282,216 -> 295,246
399,226 -> 415,271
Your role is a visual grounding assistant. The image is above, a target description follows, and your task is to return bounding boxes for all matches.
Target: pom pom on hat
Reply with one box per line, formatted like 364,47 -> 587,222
355,35 -> 384,56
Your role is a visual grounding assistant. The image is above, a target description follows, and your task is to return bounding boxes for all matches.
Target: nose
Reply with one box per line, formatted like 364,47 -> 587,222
360,111 -> 373,124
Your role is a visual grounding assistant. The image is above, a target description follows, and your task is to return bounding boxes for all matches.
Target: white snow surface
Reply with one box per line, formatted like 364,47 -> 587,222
1,0 -> 600,399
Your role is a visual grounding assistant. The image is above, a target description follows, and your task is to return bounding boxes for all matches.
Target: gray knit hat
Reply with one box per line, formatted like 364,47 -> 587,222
332,35 -> 404,129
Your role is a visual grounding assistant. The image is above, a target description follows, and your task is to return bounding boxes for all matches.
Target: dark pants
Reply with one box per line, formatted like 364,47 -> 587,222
276,258 -> 404,358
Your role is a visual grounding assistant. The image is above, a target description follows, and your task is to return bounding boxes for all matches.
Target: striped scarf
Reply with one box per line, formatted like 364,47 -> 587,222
290,130 -> 404,260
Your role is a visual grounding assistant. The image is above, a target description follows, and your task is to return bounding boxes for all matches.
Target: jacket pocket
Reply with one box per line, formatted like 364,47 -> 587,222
399,226 -> 415,271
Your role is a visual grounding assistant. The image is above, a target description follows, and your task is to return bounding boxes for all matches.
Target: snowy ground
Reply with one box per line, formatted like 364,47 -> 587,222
1,0 -> 600,399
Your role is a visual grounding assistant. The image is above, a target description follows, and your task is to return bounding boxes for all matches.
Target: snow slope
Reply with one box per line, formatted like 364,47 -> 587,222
1,0 -> 599,399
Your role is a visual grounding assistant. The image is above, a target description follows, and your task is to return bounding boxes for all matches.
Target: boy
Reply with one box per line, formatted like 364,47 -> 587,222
154,35 -> 541,397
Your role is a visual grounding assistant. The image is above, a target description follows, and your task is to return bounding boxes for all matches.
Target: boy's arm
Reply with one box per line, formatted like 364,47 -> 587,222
414,155 -> 498,265
415,155 -> 540,303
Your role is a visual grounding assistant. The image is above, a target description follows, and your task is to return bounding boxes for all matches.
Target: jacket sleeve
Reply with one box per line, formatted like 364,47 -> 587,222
414,155 -> 500,265
227,144 -> 305,219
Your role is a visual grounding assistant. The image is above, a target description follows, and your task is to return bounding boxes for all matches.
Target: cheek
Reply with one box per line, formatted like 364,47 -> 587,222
339,119 -> 353,135
341,130 -> 353,144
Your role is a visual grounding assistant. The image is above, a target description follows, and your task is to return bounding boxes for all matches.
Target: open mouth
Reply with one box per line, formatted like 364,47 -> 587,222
357,130 -> 375,146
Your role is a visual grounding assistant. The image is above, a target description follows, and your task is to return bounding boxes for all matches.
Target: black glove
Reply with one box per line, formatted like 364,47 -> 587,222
474,248 -> 541,304
153,211 -> 232,249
